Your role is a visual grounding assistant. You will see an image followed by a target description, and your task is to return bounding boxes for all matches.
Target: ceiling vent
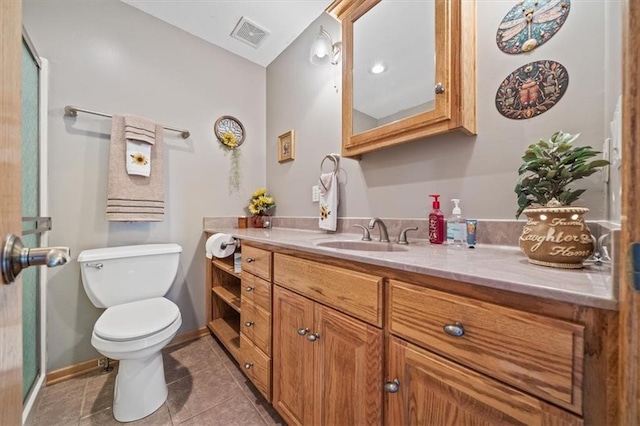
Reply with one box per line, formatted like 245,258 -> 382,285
231,17 -> 269,49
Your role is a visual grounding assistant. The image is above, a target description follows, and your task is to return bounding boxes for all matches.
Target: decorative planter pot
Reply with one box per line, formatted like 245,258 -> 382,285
251,215 -> 264,228
519,205 -> 594,269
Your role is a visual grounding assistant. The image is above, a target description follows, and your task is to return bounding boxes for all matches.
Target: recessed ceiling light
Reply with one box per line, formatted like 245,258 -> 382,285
370,63 -> 387,74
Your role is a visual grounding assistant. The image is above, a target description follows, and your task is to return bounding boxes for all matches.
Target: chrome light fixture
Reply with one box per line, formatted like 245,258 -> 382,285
310,26 -> 342,65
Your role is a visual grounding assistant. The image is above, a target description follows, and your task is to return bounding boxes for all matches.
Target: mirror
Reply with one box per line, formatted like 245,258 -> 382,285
341,0 -> 476,157
352,0 -> 436,134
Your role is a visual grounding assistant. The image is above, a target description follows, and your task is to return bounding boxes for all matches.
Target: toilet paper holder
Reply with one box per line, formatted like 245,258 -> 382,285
220,238 -> 239,250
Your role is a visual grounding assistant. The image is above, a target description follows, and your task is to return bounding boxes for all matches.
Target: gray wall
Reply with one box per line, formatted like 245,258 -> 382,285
24,0 -> 266,370
267,4 -> 611,220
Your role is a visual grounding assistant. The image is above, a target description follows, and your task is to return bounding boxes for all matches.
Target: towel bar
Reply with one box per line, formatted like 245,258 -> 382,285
64,105 -> 191,139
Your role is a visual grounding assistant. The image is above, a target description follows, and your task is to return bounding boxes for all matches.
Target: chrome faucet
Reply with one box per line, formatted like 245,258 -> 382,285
368,218 -> 390,242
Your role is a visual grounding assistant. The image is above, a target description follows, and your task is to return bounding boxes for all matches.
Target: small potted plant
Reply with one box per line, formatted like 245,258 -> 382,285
515,131 -> 609,268
248,188 -> 276,228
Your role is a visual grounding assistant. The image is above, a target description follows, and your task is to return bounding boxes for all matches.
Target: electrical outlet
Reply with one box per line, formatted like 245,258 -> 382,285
312,185 -> 320,202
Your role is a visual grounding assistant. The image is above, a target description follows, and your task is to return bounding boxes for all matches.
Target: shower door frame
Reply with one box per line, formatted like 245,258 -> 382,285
21,28 -> 49,424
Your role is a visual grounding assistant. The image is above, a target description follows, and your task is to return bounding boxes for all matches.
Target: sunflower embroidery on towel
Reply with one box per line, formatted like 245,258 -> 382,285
130,152 -> 148,166
320,204 -> 331,221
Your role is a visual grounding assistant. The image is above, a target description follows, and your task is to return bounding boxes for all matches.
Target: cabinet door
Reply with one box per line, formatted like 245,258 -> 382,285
272,286 -> 314,426
314,304 -> 383,426
386,337 -> 582,425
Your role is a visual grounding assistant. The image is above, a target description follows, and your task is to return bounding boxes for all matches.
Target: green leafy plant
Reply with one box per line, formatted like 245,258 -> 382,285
515,131 -> 609,218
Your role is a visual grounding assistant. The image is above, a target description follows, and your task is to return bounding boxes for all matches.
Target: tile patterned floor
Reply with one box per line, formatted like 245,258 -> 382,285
26,335 -> 284,425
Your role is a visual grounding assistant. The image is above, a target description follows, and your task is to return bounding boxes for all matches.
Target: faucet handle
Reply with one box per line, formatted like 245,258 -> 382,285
397,227 -> 419,245
353,225 -> 372,241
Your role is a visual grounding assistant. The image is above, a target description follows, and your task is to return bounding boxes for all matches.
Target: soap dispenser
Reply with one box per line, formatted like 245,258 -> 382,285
447,199 -> 466,246
428,194 -> 445,244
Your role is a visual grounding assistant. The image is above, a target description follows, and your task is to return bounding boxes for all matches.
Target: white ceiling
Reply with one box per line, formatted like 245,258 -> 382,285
121,0 -> 333,67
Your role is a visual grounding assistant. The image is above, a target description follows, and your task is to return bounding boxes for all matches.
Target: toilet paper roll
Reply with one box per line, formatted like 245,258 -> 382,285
205,233 -> 236,259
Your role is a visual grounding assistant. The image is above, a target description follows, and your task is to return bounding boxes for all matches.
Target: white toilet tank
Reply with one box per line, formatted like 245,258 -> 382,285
78,244 -> 182,308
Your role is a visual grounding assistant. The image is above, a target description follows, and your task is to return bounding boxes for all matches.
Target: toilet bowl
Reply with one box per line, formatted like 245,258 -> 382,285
78,244 -> 183,422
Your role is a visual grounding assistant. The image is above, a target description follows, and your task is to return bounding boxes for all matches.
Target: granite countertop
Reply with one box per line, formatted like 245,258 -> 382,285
204,226 -> 616,311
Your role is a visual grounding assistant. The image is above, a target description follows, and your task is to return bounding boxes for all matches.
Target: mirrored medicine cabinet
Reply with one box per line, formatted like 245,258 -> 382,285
327,0 -> 477,158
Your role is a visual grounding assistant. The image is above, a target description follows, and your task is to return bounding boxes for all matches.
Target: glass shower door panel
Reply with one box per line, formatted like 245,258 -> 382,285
22,40 -> 40,401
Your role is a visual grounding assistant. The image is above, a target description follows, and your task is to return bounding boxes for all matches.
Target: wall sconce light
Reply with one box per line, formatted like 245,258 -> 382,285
310,26 -> 342,66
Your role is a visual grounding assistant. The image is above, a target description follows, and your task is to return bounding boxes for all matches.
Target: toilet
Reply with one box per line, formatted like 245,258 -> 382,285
77,243 -> 183,422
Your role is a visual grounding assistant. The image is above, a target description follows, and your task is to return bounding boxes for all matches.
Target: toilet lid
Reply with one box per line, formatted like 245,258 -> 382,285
94,297 -> 180,341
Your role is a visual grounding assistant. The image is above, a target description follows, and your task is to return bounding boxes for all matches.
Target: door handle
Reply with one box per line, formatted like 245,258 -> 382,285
1,234 -> 70,284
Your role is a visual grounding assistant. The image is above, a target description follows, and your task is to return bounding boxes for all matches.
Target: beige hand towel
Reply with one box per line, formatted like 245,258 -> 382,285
123,114 -> 156,145
107,115 -> 164,222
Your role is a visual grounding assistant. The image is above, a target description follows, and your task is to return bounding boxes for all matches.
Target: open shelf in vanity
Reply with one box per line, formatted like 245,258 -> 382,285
206,249 -> 242,361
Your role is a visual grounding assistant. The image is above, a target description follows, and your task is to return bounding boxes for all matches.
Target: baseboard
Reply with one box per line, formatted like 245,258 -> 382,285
45,326 -> 210,386
46,356 -> 113,386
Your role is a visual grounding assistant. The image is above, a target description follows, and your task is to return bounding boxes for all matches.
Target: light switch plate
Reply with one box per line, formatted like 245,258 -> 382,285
312,185 -> 320,202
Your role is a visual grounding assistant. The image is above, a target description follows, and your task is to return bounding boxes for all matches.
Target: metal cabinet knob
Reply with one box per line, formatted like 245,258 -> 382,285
307,332 -> 320,342
435,82 -> 445,94
443,322 -> 465,337
384,379 -> 400,393
297,327 -> 309,336
1,234 -> 70,284
246,257 -> 255,263
244,362 -> 253,369
245,286 -> 254,292
245,321 -> 254,327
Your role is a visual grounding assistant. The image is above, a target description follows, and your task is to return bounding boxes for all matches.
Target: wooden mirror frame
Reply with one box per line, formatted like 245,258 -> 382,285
333,0 -> 476,158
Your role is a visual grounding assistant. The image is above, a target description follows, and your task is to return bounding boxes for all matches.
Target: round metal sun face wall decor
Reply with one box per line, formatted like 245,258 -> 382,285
215,116 -> 246,149
495,60 -> 569,120
496,0 -> 571,54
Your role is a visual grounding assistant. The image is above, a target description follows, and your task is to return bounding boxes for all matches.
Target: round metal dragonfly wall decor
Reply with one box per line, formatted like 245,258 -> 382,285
496,0 -> 571,54
495,60 -> 569,120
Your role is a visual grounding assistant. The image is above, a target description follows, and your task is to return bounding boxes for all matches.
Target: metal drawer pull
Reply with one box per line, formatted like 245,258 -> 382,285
86,263 -> 103,269
443,322 -> 465,337
245,321 -> 254,327
244,362 -> 253,369
384,379 -> 400,393
245,286 -> 254,292
297,327 -> 309,336
307,332 -> 320,342
245,257 -> 255,263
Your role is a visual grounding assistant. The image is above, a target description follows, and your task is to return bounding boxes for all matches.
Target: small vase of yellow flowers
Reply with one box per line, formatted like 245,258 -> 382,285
248,188 -> 276,228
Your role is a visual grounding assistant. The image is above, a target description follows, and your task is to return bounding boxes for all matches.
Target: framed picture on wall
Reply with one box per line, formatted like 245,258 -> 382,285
278,130 -> 295,163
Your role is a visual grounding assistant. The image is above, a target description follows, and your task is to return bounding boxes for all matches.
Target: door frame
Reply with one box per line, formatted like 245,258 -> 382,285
619,0 -> 640,423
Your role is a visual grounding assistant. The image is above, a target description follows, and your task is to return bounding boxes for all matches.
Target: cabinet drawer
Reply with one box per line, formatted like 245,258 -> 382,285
389,280 -> 584,414
274,254 -> 383,327
242,245 -> 272,281
387,337 -> 582,426
241,273 -> 272,312
240,334 -> 271,400
240,299 -> 271,356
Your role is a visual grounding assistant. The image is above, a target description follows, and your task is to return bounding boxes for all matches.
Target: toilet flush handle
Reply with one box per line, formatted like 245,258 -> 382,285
85,263 -> 103,269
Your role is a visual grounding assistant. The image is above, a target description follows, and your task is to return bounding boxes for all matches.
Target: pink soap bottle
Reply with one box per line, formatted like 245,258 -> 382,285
428,194 -> 445,244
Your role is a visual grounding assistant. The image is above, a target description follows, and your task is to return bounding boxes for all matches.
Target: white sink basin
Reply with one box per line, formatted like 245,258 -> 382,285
315,240 -> 408,252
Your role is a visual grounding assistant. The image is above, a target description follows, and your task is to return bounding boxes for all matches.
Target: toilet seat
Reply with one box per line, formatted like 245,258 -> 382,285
91,297 -> 182,359
94,297 -> 180,342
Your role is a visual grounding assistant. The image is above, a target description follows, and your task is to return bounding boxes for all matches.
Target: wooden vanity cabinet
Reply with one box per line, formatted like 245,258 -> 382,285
205,238 -> 616,425
273,255 -> 384,426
